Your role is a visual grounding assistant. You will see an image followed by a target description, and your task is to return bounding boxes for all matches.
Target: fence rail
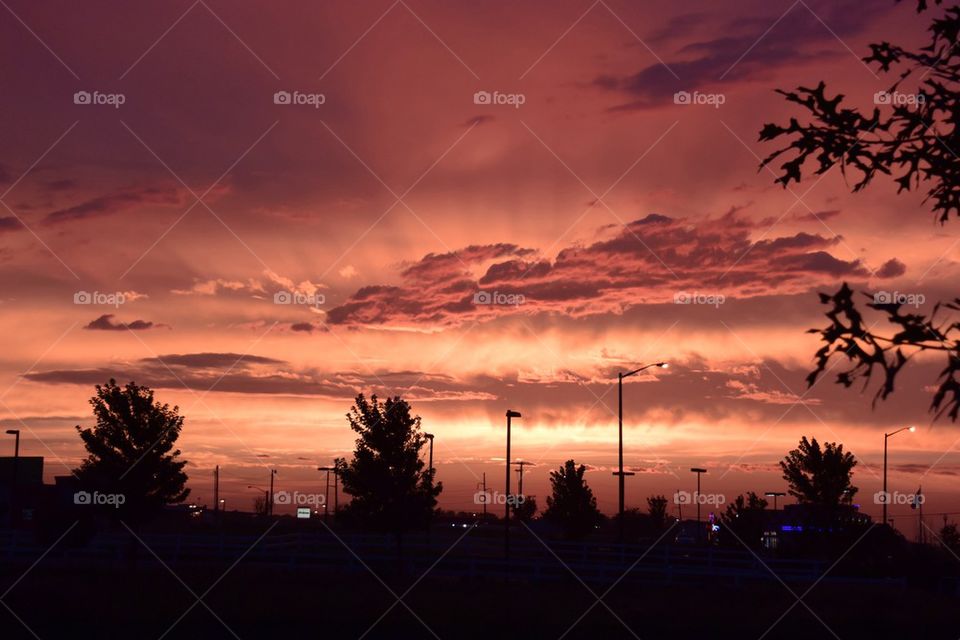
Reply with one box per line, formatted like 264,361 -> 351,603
0,529 -> 895,586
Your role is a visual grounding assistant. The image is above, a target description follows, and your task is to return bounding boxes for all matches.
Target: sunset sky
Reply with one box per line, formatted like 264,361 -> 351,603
1,0 -> 957,532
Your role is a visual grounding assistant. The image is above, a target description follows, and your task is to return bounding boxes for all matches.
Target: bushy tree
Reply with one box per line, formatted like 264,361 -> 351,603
647,494 -> 669,528
780,437 -> 858,506
722,492 -> 768,547
940,522 -> 960,552
543,459 -> 601,539
512,496 -> 538,522
253,494 -> 268,517
759,0 -> 960,420
74,379 -> 189,523
338,394 -> 441,538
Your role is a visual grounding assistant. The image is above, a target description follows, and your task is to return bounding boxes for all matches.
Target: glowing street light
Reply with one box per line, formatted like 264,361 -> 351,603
883,426 -> 916,526
690,467 -> 707,542
505,410 -> 521,558
615,362 -> 668,541
764,491 -> 786,511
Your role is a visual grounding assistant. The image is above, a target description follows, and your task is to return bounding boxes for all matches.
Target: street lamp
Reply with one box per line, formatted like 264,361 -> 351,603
318,465 -> 338,522
765,491 -> 786,511
615,362 -> 668,541
505,410 -> 521,559
269,469 -> 277,517
6,430 -> 19,528
690,467 -> 706,542
424,433 -> 435,482
883,425 -> 916,526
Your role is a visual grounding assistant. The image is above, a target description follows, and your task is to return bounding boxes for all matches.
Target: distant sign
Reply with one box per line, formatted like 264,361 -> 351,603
296,507 -> 311,519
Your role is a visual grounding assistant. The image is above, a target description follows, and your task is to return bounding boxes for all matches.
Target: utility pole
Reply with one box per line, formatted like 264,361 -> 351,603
425,433 -> 435,482
477,473 -> 487,519
213,465 -> 220,515
514,461 -> 531,497
690,468 -> 706,543
319,466 -> 336,522
269,469 -> 277,517
505,410 -> 521,560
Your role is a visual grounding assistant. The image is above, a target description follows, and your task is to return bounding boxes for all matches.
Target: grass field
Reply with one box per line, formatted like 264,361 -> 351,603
1,563 -> 956,639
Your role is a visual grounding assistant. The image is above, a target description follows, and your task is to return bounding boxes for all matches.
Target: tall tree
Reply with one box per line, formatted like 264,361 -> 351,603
338,394 -> 441,538
543,459 -> 601,539
253,494 -> 268,517
940,522 -> 960,552
647,494 -> 669,528
779,437 -> 858,506
512,496 -> 538,522
74,379 -> 189,523
723,492 -> 768,521
722,492 -> 768,548
759,0 -> 960,420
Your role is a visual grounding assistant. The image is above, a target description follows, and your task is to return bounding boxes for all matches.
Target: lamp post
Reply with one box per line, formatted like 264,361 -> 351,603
505,410 -> 521,559
615,363 -> 668,541
424,433 -> 435,482
765,491 -> 785,511
883,426 -> 916,526
330,463 -> 340,516
690,467 -> 706,542
269,469 -> 277,517
248,485 -> 269,516
318,466 -> 336,521
6,430 -> 19,528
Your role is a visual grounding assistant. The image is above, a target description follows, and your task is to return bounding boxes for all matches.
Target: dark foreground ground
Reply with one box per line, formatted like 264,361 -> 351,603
1,564 -> 956,639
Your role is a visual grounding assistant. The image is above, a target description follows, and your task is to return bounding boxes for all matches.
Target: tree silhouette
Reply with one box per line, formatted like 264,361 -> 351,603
647,494 -> 669,528
512,495 -> 538,522
721,492 -> 768,548
761,0 -> 954,221
543,459 -> 601,539
807,284 -> 960,421
759,0 -> 960,420
780,437 -> 858,506
940,521 -> 960,552
338,394 -> 441,539
74,379 -> 189,524
253,494 -> 268,517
